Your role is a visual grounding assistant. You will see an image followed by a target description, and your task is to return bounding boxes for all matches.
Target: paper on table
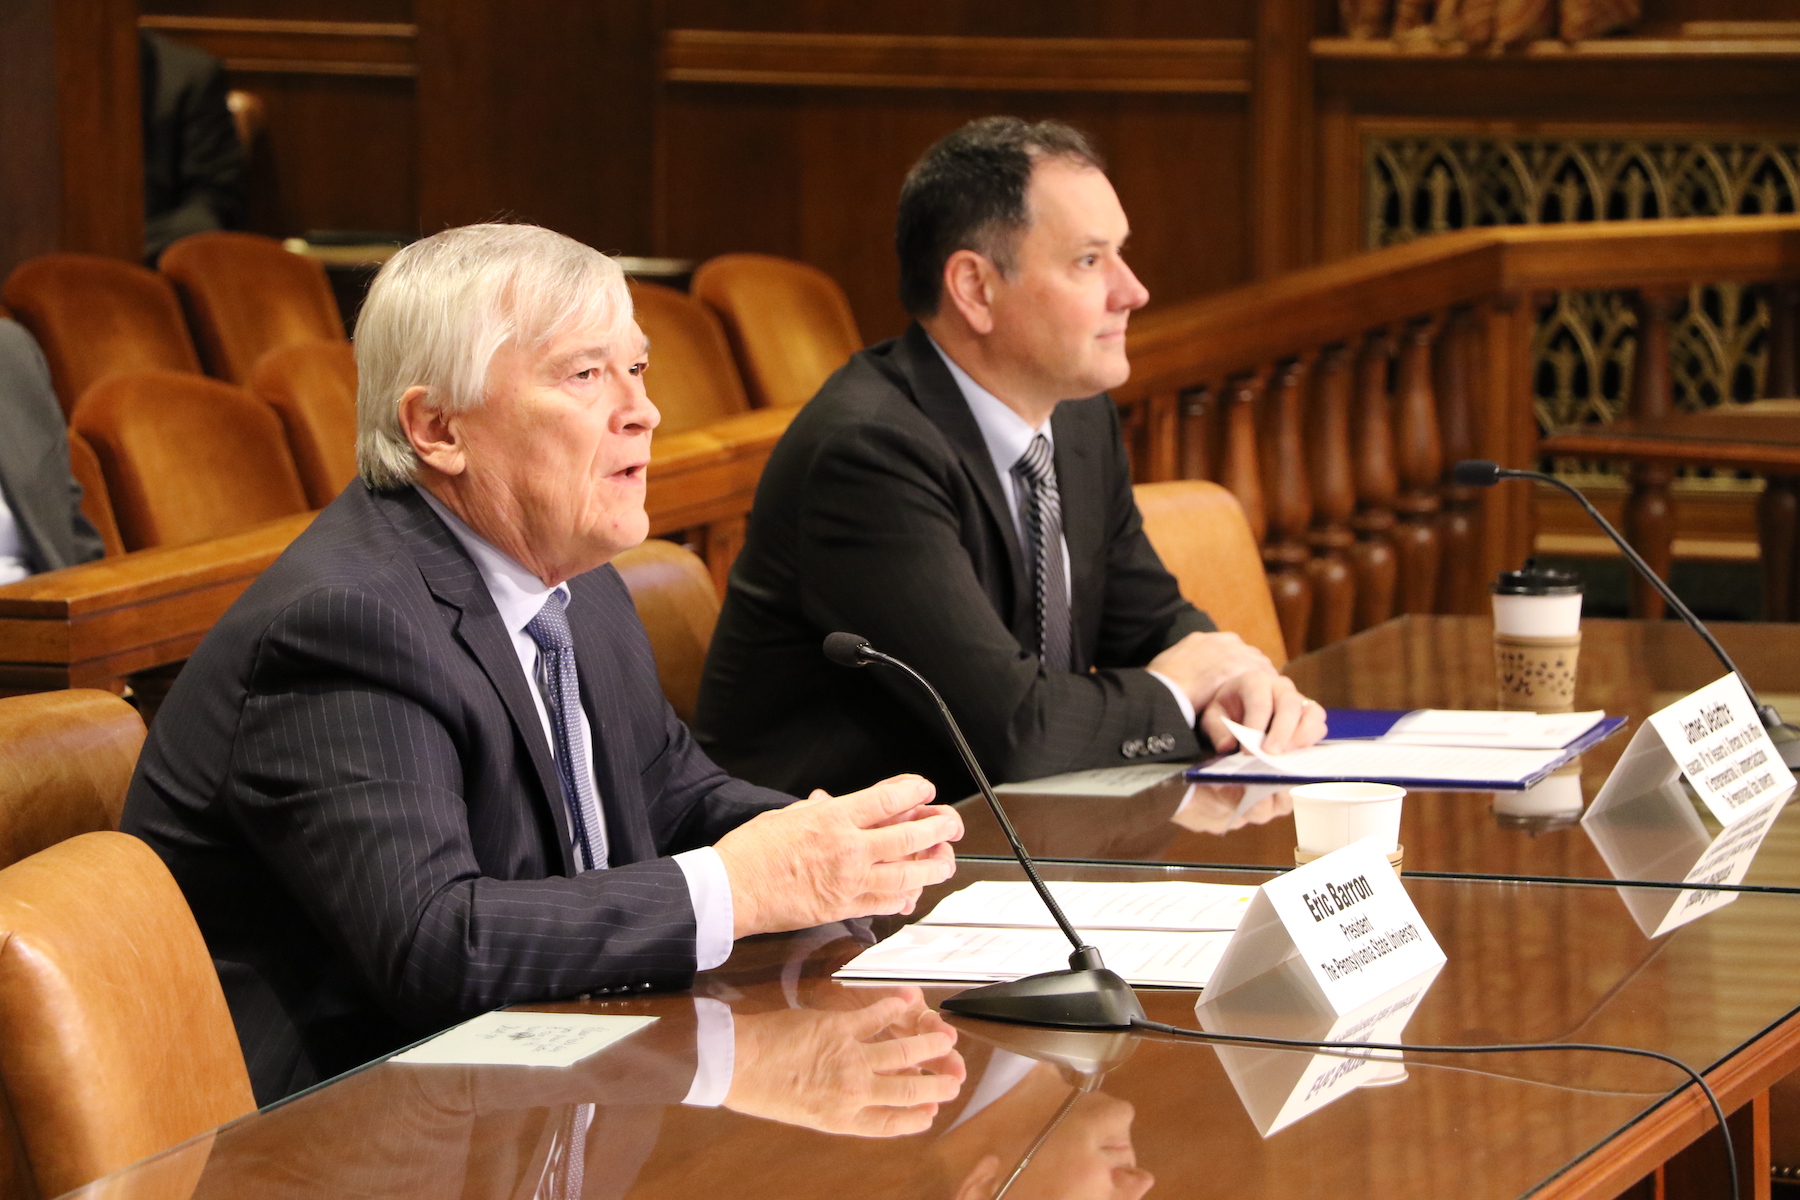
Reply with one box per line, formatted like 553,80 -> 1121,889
918,880 -> 1256,931
834,924 -> 1231,988
390,1012 -> 657,1067
1382,710 -> 1606,749
1214,717 -> 1563,784
993,763 -> 1185,796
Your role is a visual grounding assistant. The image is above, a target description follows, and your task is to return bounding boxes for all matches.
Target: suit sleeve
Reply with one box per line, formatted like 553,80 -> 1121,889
793,418 -> 1203,784
228,587 -> 714,1027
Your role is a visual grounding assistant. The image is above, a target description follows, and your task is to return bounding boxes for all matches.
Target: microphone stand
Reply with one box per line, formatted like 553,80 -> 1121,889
823,633 -> 1145,1028
1453,460 -> 1800,770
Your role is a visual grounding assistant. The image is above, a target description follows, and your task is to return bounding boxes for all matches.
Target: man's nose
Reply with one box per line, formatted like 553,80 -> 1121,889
1111,260 -> 1150,312
621,384 -> 661,433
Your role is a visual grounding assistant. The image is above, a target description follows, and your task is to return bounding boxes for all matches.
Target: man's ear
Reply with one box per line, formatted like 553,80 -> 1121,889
396,386 -> 466,477
952,1154 -> 1006,1200
941,249 -> 1000,336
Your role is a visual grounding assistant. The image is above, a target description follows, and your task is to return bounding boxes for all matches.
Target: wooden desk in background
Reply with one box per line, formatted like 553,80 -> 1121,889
57,855 -> 1800,1200
1540,401 -> 1800,622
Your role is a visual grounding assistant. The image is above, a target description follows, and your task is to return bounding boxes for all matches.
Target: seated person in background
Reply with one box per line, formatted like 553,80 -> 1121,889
121,223 -> 962,1105
0,319 -> 105,581
696,117 -> 1326,799
140,29 -> 245,262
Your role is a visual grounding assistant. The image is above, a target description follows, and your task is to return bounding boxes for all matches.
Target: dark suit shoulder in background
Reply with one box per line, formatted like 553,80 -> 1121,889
0,319 -> 105,575
141,30 -> 245,263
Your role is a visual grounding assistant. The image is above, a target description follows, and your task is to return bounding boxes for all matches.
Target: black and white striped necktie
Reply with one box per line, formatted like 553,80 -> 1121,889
1011,433 -> 1072,673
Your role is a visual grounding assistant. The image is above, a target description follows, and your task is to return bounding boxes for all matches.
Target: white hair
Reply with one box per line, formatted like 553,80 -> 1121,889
353,223 -> 633,489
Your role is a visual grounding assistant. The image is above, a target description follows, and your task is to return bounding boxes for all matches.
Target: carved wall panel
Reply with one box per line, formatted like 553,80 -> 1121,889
1365,135 -> 1797,432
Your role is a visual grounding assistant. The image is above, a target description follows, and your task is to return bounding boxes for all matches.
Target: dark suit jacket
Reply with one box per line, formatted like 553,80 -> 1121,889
140,30 -> 244,262
122,484 -> 791,1104
694,323 -> 1213,799
0,320 -> 104,572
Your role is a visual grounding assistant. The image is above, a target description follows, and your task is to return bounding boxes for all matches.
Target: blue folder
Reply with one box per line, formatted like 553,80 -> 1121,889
1182,710 -> 1629,791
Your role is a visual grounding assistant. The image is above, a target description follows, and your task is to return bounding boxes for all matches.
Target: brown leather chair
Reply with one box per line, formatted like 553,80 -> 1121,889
628,279 -> 751,435
72,369 -> 309,551
613,538 -> 719,723
0,832 -> 255,1198
66,432 -> 125,558
0,690 -> 143,873
160,232 -> 345,386
1,255 -> 201,418
251,339 -> 359,508
1134,480 -> 1287,668
691,253 -> 861,410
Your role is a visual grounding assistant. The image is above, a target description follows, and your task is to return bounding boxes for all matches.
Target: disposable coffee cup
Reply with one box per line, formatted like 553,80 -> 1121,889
1289,782 -> 1405,856
1492,560 -> 1583,712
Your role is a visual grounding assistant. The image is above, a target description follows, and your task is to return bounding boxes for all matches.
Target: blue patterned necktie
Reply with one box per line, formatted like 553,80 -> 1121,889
1012,433 -> 1072,673
525,592 -> 608,871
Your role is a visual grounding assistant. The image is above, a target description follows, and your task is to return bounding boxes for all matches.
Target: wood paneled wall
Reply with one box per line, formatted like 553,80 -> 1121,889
14,0 -> 1800,343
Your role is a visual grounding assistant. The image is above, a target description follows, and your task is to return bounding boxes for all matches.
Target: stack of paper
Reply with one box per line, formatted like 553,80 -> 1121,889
1186,709 -> 1627,791
834,880 -> 1255,989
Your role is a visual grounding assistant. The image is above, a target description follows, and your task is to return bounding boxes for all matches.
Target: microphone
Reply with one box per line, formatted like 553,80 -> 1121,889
1453,459 -> 1800,769
822,632 -> 1145,1029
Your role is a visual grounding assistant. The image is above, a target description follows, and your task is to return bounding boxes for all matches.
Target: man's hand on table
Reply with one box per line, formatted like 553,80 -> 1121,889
1147,631 -> 1326,755
716,774 -> 962,939
723,988 -> 966,1136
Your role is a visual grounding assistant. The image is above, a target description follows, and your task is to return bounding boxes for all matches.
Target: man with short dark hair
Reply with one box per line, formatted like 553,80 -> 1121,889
695,116 -> 1325,799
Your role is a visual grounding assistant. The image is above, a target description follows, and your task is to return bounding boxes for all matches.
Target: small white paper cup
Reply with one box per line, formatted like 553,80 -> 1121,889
1290,782 -> 1406,856
1491,770 -> 1585,819
1491,592 -> 1583,638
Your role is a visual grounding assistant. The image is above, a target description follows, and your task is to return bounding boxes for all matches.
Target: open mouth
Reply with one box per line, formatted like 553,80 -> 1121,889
612,461 -> 648,483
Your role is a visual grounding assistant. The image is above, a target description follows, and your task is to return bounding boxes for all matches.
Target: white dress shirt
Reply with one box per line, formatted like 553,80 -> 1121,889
415,488 -> 736,973
926,340 -> 1197,727
0,488 -> 32,584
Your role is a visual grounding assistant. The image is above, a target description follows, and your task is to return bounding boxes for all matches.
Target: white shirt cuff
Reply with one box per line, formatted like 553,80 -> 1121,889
1145,669 -> 1197,728
681,997 -> 734,1106
674,846 -> 735,971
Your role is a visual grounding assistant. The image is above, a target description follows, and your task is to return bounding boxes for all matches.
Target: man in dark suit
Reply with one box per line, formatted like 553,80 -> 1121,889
140,30 -> 245,263
695,118 -> 1326,798
0,319 -> 105,581
122,223 -> 961,1104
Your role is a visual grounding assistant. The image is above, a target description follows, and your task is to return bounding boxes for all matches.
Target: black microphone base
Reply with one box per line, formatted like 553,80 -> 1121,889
1768,721 -> 1800,772
939,968 -> 1147,1029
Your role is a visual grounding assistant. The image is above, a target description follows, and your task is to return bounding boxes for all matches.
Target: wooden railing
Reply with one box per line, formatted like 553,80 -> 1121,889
1114,215 -> 1800,657
0,408 -> 799,704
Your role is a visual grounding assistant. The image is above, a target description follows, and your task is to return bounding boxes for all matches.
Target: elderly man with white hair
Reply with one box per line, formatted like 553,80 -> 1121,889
121,223 -> 964,1105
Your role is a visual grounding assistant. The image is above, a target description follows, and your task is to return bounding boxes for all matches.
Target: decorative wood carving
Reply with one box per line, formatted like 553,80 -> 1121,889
1221,372 -> 1268,546
1392,317 -> 1443,615
1623,286 -> 1680,619
1306,344 -> 1357,649
1260,357 -> 1316,658
1350,330 -> 1400,631
1434,305 -> 1486,615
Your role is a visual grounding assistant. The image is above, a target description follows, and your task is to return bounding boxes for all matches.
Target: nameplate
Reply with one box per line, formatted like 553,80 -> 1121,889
389,1012 -> 658,1067
1626,674 -> 1794,826
1207,837 -> 1446,1016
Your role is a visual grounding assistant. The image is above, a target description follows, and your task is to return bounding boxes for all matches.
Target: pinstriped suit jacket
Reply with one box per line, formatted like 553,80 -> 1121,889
696,323 -> 1214,800
121,484 -> 792,1104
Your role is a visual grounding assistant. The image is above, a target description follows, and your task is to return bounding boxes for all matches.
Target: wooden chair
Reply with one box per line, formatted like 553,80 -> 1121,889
0,832 -> 255,1198
67,432 -> 125,558
691,253 -> 861,409
71,369 -> 309,551
0,690 -> 143,872
628,279 -> 751,435
613,538 -> 719,723
250,339 -> 359,508
0,255 -> 200,418
160,232 -> 345,386
1134,480 -> 1287,667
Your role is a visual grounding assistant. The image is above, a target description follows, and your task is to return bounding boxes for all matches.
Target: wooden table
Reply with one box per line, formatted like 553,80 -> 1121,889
1540,401 -> 1800,621
59,854 -> 1800,1200
958,615 -> 1800,895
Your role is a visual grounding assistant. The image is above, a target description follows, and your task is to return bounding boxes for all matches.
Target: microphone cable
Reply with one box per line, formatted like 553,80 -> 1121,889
1125,1016 -> 1736,1198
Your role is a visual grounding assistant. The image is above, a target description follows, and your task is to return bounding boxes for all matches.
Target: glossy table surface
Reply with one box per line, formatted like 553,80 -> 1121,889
957,616 -> 1800,891
62,856 -> 1800,1200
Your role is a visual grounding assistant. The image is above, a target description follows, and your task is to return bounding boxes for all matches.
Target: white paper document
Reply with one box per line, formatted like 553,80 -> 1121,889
993,763 -> 1185,796
1379,709 -> 1607,749
919,880 -> 1257,932
390,1012 -> 658,1067
1208,719 -> 1564,786
835,924 -> 1232,988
